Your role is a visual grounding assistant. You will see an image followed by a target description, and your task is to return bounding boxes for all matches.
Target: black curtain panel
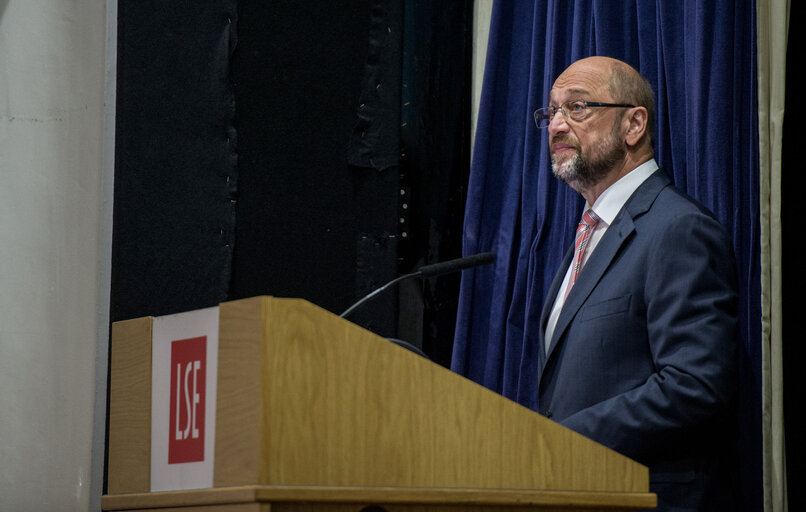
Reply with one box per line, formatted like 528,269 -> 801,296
398,0 -> 472,365
111,0 -> 238,323
782,1 -> 802,507
112,0 -> 472,366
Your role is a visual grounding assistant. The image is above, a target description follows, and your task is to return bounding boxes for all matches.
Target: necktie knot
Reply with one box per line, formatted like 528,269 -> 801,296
581,209 -> 600,229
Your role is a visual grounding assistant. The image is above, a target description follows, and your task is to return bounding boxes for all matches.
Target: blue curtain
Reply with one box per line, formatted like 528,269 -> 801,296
452,1 -> 760,509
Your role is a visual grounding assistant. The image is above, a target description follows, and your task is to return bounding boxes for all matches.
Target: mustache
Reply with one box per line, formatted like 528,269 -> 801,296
550,135 -> 579,149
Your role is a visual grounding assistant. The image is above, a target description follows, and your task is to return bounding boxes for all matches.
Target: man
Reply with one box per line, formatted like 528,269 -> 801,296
534,56 -> 739,511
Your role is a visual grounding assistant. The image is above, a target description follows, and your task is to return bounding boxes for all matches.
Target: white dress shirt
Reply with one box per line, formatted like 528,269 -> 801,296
544,159 -> 659,354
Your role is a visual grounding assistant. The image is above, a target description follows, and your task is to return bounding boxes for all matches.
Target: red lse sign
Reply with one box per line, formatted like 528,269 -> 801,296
168,336 -> 206,464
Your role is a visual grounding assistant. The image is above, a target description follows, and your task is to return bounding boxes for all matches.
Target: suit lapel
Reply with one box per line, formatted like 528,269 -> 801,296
537,244 -> 574,370
540,171 -> 671,369
544,213 -> 635,361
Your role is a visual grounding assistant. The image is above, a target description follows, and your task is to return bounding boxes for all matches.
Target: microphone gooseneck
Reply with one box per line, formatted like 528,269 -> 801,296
339,252 -> 495,319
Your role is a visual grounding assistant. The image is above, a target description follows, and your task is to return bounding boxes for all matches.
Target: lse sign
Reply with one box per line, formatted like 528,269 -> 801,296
168,336 -> 206,464
151,306 -> 218,491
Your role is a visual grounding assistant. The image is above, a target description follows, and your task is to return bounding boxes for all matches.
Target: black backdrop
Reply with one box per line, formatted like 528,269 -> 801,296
111,0 -> 472,367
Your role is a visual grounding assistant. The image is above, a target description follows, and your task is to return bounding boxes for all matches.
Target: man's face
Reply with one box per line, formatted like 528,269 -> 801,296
547,62 -> 626,190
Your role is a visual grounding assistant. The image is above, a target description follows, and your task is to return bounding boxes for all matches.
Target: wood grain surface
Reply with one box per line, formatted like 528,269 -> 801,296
107,297 -> 654,512
108,316 -> 153,494
213,297 -> 647,492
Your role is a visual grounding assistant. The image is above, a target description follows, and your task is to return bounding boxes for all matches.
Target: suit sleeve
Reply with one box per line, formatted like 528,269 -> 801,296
559,209 -> 739,461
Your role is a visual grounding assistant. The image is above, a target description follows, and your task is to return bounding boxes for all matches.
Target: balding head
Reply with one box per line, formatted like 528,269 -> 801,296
547,57 -> 655,203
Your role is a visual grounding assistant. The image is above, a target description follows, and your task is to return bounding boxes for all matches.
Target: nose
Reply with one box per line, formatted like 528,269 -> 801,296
547,108 -> 569,136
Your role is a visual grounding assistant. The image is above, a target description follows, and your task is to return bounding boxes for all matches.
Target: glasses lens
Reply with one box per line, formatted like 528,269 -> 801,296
565,100 -> 588,122
534,108 -> 552,128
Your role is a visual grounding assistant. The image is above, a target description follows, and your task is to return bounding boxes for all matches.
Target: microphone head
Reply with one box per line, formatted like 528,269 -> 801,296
416,252 -> 495,279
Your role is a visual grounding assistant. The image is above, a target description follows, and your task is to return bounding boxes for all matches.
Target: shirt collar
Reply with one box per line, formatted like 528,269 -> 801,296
588,158 -> 659,225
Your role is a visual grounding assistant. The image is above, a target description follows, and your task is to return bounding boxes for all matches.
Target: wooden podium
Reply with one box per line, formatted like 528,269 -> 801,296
103,296 -> 656,511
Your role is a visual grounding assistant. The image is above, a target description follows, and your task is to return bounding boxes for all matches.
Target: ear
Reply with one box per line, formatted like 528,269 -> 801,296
623,106 -> 648,147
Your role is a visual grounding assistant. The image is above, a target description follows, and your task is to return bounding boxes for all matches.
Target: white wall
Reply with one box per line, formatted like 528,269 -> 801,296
0,1 -> 111,510
472,0 -> 492,155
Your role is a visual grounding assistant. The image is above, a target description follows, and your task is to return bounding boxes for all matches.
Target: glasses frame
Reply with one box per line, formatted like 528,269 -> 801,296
533,100 -> 636,128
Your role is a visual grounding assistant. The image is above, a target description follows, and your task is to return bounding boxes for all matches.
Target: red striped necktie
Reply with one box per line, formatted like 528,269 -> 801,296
565,209 -> 600,299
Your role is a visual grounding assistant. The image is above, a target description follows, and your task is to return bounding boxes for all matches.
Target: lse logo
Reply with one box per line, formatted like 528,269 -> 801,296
168,336 -> 206,464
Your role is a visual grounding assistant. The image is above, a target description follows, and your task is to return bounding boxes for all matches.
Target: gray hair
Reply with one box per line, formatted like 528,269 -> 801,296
609,61 -> 655,146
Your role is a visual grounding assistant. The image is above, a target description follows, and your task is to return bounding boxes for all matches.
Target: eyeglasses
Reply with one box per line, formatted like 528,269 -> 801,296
533,100 -> 636,128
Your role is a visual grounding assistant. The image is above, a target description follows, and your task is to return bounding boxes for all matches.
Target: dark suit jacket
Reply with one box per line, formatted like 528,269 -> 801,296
538,170 -> 739,511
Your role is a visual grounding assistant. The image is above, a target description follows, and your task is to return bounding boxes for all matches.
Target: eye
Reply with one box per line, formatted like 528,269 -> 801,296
567,100 -> 586,112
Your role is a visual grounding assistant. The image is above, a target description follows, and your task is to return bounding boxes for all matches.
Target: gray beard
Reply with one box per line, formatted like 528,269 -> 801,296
551,132 -> 625,191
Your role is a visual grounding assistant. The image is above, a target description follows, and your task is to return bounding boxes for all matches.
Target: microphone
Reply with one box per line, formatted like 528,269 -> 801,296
339,252 -> 495,319
416,251 -> 495,279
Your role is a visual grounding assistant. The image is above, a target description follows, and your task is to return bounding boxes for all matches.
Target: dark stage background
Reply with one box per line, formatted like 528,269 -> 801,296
111,0 -> 472,368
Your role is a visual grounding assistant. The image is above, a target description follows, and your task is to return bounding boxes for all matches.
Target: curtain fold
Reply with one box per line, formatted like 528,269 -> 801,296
454,1 -> 762,509
756,1 -> 788,511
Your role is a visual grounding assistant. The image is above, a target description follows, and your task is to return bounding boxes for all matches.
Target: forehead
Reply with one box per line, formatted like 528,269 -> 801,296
549,61 -> 611,102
